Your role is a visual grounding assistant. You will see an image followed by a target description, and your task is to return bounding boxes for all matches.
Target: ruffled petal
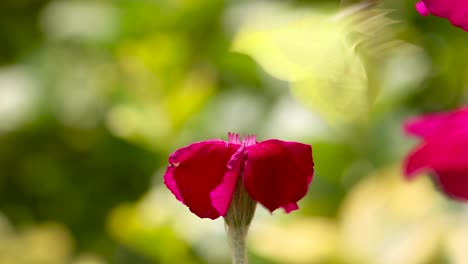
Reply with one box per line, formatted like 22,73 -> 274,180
164,140 -> 241,219
404,142 -> 433,179
430,130 -> 468,199
422,0 -> 468,31
243,140 -> 313,213
423,0 -> 452,17
210,145 -> 245,216
404,112 -> 452,139
405,127 -> 468,193
404,107 -> 468,139
433,168 -> 468,200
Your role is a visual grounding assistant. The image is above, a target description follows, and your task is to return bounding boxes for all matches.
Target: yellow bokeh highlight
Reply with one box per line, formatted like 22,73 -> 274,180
340,166 -> 446,264
250,217 -> 338,264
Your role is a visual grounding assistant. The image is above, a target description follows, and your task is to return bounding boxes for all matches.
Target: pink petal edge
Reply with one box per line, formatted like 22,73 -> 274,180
404,142 -> 432,179
164,139 -> 240,219
433,168 -> 468,200
416,1 -> 430,16
243,139 -> 314,213
404,107 -> 468,139
209,145 -> 245,216
419,0 -> 468,31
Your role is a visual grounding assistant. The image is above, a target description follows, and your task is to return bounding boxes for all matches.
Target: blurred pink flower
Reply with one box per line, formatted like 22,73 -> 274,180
164,132 -> 314,219
415,0 -> 468,31
404,107 -> 468,200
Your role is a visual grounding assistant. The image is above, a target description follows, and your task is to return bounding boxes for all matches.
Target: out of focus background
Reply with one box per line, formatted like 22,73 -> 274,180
1,0 -> 468,263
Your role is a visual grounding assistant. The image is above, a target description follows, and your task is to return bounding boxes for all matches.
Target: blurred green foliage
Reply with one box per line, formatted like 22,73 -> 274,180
0,0 -> 468,263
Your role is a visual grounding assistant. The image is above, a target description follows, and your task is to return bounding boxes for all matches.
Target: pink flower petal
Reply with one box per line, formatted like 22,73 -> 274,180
405,125 -> 468,191
210,145 -> 245,216
404,112 -> 452,139
423,0 -> 463,17
434,168 -> 468,200
421,0 -> 468,31
164,140 -> 241,219
429,130 -> 468,174
406,127 -> 468,173
243,140 -> 314,213
416,1 -> 430,16
282,203 -> 299,213
404,141 -> 434,179
429,129 -> 468,200
404,107 -> 468,139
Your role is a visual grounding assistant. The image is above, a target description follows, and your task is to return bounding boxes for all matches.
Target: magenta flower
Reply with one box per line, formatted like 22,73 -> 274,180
415,0 -> 468,31
404,107 -> 468,200
164,133 -> 314,219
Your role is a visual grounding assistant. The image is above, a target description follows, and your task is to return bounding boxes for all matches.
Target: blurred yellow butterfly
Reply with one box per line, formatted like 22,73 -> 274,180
233,2 -> 398,124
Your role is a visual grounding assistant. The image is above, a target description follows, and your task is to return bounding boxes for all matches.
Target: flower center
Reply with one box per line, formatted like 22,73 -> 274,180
228,132 -> 257,146
242,134 -> 256,146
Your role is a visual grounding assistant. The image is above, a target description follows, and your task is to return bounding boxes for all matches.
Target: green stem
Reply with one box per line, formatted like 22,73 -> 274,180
224,176 -> 257,264
226,225 -> 248,264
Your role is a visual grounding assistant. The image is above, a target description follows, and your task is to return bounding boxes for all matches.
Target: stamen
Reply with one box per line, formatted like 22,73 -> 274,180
228,132 -> 257,145
242,134 -> 257,146
228,132 -> 242,144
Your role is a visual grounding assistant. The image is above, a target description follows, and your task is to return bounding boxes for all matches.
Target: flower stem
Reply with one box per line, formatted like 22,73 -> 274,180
224,176 -> 257,264
226,224 -> 248,264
